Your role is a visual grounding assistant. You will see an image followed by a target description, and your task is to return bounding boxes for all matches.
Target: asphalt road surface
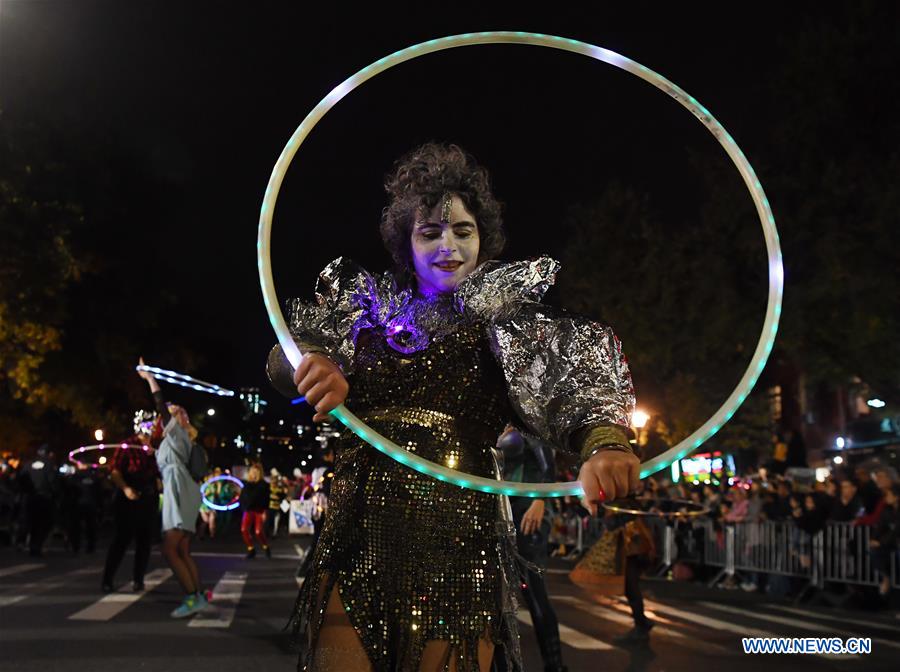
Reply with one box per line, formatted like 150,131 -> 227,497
2,535 -> 898,672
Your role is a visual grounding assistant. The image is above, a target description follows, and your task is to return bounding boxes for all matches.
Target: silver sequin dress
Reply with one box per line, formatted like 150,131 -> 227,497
268,256 -> 635,671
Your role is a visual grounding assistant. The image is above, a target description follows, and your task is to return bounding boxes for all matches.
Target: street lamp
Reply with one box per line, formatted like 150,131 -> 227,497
632,410 -> 649,429
207,408 -> 216,416
94,429 -> 104,441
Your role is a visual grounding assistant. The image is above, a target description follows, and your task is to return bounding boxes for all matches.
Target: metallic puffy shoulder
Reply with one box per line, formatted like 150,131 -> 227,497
455,255 -> 561,321
286,257 -> 375,373
488,302 -> 635,452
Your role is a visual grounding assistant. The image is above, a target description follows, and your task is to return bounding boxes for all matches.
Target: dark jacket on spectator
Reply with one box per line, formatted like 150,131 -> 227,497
239,480 -> 271,513
859,479 -> 882,514
796,494 -> 830,536
830,495 -> 863,523
873,505 -> 899,548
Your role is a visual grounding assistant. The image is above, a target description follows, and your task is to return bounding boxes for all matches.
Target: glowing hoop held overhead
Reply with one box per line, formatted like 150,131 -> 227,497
69,443 -> 147,469
136,364 -> 236,397
257,32 -> 784,498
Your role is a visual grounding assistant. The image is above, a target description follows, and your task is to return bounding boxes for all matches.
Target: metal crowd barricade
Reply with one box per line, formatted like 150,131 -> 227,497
559,512 -> 900,593
695,520 -> 900,591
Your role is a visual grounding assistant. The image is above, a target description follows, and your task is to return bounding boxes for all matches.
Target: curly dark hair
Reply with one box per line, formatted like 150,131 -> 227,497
380,142 -> 506,283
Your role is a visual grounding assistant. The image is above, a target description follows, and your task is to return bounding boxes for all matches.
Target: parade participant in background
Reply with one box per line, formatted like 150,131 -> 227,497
296,446 -> 335,580
19,444 -> 60,557
611,510 -> 657,644
240,463 -> 271,559
267,142 -> 639,671
494,424 -> 567,672
64,463 -> 102,555
197,471 -> 218,541
102,431 -> 160,592
267,468 -> 288,538
137,358 -> 206,618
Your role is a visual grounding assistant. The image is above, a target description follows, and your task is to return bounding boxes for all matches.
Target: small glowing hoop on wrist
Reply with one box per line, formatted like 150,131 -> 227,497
69,443 -> 148,469
201,474 -> 244,512
258,32 -> 783,499
136,364 -> 235,397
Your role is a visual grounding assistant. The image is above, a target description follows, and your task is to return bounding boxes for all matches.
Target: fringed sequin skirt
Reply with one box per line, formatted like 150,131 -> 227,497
289,432 -> 526,671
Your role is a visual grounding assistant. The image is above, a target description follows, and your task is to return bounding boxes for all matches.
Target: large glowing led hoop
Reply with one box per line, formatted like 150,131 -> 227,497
69,443 -> 148,469
201,474 -> 244,512
136,364 -> 235,397
258,32 -> 784,498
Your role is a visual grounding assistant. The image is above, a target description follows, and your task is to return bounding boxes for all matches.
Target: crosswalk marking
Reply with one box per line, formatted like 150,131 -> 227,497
189,572 -> 247,628
618,596 -> 775,639
606,595 -> 866,660
699,601 -> 900,651
0,578 -> 69,608
553,595 -> 696,643
68,568 -> 172,621
0,563 -> 44,579
767,604 -> 900,635
516,610 -> 614,650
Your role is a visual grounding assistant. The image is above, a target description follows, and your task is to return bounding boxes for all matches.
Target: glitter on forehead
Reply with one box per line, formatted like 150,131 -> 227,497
440,192 -> 453,224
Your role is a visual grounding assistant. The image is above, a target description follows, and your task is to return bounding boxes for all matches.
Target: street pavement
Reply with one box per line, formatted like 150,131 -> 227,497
2,533 -> 899,672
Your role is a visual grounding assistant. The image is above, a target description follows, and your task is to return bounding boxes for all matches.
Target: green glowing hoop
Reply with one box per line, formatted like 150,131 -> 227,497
257,32 -> 784,498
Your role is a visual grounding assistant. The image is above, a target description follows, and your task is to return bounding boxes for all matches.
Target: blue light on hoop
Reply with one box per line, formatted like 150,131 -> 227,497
201,474 -> 244,512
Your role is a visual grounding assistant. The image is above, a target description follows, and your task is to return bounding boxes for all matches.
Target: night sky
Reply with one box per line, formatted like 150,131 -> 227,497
0,2 -> 858,421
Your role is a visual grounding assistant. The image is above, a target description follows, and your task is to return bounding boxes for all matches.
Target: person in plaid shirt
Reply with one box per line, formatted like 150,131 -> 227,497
101,432 -> 160,592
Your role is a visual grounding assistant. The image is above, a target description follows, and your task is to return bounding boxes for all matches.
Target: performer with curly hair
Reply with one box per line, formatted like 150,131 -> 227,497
267,142 -> 639,671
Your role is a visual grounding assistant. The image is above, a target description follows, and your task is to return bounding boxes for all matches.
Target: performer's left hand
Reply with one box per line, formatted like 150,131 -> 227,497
520,499 -> 545,535
578,450 -> 641,516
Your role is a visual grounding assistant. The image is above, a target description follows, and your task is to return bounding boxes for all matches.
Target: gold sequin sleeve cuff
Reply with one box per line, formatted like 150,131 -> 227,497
574,424 -> 635,463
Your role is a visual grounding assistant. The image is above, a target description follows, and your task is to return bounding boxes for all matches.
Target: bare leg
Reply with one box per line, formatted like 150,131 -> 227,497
162,530 -> 197,594
178,533 -> 201,592
420,636 -> 494,672
311,584 -> 373,672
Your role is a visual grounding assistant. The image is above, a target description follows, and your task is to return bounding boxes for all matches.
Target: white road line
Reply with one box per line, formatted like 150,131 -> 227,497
699,601 -> 900,651
553,595 -> 698,644
68,568 -> 172,621
296,576 -> 305,589
294,544 -> 306,558
616,596 -> 774,639
0,580 -> 66,608
554,595 -> 639,627
188,572 -> 247,628
767,604 -> 900,635
517,610 -> 613,650
0,563 -> 44,579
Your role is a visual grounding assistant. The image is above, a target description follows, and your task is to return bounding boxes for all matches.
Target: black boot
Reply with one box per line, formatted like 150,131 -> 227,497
613,621 -> 654,645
